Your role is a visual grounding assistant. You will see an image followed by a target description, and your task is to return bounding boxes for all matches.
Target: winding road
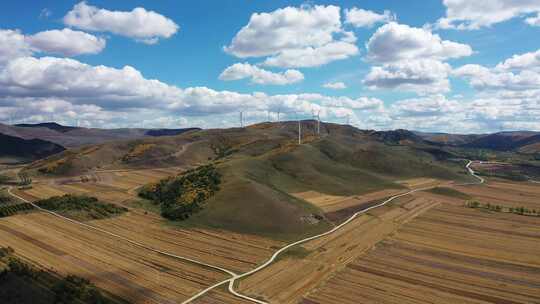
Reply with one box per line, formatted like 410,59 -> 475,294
6,160 -> 485,304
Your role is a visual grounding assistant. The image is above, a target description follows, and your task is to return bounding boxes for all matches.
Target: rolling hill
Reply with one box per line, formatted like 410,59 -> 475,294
24,121 -> 474,239
0,133 -> 65,164
417,130 -> 540,153
462,131 -> 540,151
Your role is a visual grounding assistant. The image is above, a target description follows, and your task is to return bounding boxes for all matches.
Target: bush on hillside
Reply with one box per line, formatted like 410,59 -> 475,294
0,203 -> 34,218
139,164 -> 221,220
53,275 -> 107,304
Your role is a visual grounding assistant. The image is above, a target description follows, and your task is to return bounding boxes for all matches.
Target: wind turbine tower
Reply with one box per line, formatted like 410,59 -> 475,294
316,110 -> 321,135
240,111 -> 244,128
298,119 -> 302,145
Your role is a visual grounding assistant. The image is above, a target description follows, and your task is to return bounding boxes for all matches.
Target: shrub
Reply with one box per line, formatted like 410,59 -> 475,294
139,165 -> 221,220
53,275 -> 107,304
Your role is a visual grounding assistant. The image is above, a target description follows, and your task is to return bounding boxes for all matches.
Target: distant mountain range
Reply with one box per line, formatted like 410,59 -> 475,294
415,130 -> 540,153
1,122 -> 539,166
0,133 -> 65,163
0,122 -> 200,148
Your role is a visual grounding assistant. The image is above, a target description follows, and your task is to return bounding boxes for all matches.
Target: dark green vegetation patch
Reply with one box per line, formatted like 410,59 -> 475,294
36,195 -> 127,221
0,203 -> 34,218
425,187 -> 471,199
139,164 -> 221,220
0,247 -> 121,304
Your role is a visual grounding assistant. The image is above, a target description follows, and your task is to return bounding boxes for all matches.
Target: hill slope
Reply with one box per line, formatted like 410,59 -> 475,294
462,131 -> 540,152
39,121 -> 469,240
0,133 -> 65,164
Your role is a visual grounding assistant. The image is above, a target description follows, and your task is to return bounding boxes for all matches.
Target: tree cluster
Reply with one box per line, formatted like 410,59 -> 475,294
139,164 -> 221,220
36,195 -> 127,220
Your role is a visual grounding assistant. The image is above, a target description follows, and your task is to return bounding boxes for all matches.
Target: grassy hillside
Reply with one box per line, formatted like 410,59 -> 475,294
26,121 -> 477,240
126,122 -> 473,240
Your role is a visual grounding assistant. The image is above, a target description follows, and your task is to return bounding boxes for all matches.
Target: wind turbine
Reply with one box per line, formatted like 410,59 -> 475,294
298,118 -> 302,144
295,112 -> 302,145
239,111 -> 244,128
314,110 -> 321,136
311,108 -> 322,136
276,107 -> 282,123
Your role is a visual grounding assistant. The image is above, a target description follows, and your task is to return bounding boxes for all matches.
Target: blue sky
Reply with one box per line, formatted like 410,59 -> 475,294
0,1 -> 539,133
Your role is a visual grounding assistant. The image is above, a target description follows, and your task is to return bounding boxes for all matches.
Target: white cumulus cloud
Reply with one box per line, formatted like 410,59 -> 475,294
364,59 -> 451,94
437,0 -> 540,30
219,63 -> 303,85
366,22 -> 472,63
495,49 -> 540,71
63,1 -> 179,44
26,28 -> 105,56
0,30 -> 31,64
345,7 -> 395,28
323,82 -> 347,89
363,23 -> 470,95
0,28 -> 105,63
224,5 -> 358,68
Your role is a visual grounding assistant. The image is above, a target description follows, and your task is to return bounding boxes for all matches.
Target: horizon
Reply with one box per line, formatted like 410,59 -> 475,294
1,1 -> 539,133
3,120 -> 540,136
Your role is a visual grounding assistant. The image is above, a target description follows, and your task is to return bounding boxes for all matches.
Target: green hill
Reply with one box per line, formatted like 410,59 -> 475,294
23,121 -> 477,240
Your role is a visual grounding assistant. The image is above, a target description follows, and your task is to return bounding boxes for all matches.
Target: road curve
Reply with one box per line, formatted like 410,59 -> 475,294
6,187 -> 238,278
183,160 -> 485,304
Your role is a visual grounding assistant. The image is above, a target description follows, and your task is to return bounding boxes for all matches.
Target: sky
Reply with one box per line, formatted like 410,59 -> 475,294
0,0 -> 539,133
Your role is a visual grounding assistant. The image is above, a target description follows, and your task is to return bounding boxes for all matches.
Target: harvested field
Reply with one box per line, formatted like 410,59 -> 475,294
237,195 -> 439,304
296,179 -> 443,223
303,186 -> 540,304
94,212 -> 283,273
0,212 -> 227,303
20,168 -> 181,208
2,166 -> 283,303
455,180 -> 540,209
0,210 -> 281,303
